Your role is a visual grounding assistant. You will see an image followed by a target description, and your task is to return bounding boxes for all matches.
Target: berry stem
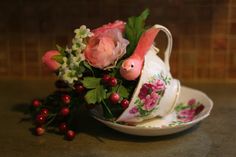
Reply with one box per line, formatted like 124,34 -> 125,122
45,115 -> 57,127
48,113 -> 57,117
101,100 -> 113,119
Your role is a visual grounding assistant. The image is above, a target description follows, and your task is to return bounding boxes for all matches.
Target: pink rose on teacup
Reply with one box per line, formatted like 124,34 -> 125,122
42,50 -> 61,72
84,21 -> 129,69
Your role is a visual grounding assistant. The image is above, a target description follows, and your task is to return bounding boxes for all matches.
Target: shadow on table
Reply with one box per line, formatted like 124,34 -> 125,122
76,108 -> 200,143
11,103 -> 29,114
11,103 -> 32,122
11,103 -> 199,142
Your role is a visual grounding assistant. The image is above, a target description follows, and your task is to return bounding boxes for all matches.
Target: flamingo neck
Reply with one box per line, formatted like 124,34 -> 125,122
131,27 -> 160,60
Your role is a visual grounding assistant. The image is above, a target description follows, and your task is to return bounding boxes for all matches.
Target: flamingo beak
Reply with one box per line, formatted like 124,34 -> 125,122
121,61 -> 131,71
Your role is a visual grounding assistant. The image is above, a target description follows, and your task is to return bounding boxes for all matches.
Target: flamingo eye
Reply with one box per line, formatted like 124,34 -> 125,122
131,64 -> 134,68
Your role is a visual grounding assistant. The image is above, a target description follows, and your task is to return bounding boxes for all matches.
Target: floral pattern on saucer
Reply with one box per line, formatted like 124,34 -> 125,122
169,99 -> 205,127
91,86 -> 213,136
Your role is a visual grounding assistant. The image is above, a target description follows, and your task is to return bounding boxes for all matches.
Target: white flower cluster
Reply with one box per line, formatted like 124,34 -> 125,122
58,25 -> 93,86
72,25 -> 93,53
59,54 -> 82,85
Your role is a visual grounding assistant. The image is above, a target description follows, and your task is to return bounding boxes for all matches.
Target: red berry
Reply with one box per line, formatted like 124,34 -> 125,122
32,99 -> 41,108
66,130 -> 76,140
40,108 -> 49,117
74,84 -> 85,94
58,122 -> 68,133
109,93 -> 120,104
35,114 -> 46,125
108,77 -> 117,87
121,99 -> 130,109
102,74 -> 110,84
35,126 -> 45,136
60,107 -> 70,117
61,95 -> 71,104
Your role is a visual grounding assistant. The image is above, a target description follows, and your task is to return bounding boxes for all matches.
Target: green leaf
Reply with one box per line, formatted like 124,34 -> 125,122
140,8 -> 150,21
84,85 -> 106,104
56,44 -> 66,56
128,17 -> 135,28
175,103 -> 189,112
134,99 -> 140,104
84,89 -> 97,104
56,44 -> 63,52
82,77 -> 106,104
81,77 -> 101,89
108,84 -> 129,99
52,55 -> 64,64
83,61 -> 94,76
117,85 -> 129,98
124,9 -> 150,57
96,85 -> 106,103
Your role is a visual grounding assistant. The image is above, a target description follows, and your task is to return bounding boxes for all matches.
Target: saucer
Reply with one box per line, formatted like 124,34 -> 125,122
90,86 -> 213,136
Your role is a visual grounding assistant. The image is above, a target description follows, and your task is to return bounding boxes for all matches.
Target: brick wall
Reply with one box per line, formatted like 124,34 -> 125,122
0,0 -> 235,82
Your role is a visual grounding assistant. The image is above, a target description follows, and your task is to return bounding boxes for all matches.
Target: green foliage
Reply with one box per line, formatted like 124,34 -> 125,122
157,73 -> 171,85
84,86 -> 106,104
82,77 -> 107,104
52,55 -> 64,64
74,62 -> 85,77
82,61 -> 94,76
174,103 -> 189,112
101,100 -> 114,119
108,84 -> 129,99
125,9 -> 150,57
136,100 -> 155,117
117,85 -> 129,98
39,9 -> 153,121
81,77 -> 101,89
56,44 -> 66,56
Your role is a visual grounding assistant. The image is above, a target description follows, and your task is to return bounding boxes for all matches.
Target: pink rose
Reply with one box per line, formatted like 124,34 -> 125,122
142,92 -> 160,111
138,83 -> 154,100
187,98 -> 196,106
177,109 -> 195,122
92,20 -> 125,35
129,106 -> 139,114
84,21 -> 129,69
42,50 -> 61,72
153,80 -> 165,91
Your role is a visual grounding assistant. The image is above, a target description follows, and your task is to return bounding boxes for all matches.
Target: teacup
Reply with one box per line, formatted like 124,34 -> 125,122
117,24 -> 181,123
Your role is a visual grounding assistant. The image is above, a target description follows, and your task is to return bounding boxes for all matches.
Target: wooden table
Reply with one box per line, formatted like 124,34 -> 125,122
0,79 -> 235,157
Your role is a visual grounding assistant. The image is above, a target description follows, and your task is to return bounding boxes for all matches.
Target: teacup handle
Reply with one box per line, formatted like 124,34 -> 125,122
153,24 -> 173,72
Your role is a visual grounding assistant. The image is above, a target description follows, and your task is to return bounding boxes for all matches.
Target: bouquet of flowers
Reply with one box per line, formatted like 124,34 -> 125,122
30,9 -> 167,140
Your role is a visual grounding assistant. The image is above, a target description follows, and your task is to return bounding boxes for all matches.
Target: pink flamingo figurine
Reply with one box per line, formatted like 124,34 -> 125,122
120,26 -> 160,80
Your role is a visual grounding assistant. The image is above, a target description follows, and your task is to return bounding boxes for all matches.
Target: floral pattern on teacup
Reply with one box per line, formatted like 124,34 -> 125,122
129,73 -> 171,117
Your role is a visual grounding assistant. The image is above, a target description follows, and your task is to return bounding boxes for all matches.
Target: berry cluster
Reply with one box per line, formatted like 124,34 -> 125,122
32,97 -> 76,140
30,75 -> 130,140
31,80 -> 86,140
102,74 -> 130,109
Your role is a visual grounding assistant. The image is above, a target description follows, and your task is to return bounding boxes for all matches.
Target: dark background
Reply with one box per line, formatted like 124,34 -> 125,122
0,0 -> 235,82
0,1 -> 236,157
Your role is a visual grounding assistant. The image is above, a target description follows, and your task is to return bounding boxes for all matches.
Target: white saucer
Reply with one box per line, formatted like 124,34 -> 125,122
91,86 -> 213,136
